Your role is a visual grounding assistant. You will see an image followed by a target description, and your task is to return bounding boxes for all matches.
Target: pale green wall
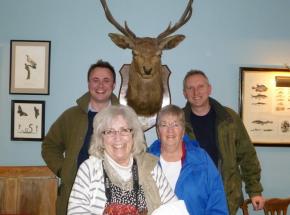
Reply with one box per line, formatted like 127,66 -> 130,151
1,1 -> 290,214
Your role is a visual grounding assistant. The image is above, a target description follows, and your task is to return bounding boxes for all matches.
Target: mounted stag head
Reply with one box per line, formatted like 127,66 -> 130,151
100,0 -> 193,116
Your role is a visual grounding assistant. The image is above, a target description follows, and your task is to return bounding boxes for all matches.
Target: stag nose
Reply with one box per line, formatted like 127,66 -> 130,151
143,66 -> 152,75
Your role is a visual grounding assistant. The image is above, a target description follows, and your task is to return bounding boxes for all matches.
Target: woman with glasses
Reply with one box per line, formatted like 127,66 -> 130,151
68,105 -> 187,215
148,104 -> 229,215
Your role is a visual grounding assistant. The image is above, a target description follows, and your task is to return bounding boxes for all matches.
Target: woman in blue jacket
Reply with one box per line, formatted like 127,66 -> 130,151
148,104 -> 229,215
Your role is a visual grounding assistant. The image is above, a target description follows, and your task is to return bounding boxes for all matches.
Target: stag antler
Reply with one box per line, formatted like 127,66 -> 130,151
157,0 -> 193,40
100,0 -> 136,39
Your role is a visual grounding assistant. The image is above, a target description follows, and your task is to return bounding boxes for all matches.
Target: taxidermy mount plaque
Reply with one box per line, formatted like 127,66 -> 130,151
119,64 -> 171,131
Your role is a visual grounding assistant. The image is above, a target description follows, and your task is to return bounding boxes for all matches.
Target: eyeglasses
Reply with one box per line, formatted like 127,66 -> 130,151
102,128 -> 133,137
158,122 -> 181,129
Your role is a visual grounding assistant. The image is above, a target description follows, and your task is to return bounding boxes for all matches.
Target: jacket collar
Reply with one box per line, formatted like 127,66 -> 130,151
184,97 -> 232,123
76,92 -> 119,114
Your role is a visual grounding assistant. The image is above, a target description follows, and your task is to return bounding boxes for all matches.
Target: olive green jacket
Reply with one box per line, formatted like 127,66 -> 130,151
183,97 -> 263,215
41,92 -> 119,215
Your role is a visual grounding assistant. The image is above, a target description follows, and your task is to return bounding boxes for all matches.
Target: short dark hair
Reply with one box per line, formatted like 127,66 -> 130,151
87,59 -> 116,82
183,69 -> 209,90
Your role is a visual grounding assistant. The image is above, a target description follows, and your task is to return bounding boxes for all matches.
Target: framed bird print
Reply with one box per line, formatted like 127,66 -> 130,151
9,40 -> 51,94
11,100 -> 45,141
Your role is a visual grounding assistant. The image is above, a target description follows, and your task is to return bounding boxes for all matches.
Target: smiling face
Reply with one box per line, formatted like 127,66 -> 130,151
183,74 -> 212,113
88,67 -> 115,107
102,115 -> 133,166
157,114 -> 185,151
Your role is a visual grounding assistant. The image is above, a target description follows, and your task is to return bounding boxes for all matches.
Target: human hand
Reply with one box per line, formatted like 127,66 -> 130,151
251,195 -> 265,210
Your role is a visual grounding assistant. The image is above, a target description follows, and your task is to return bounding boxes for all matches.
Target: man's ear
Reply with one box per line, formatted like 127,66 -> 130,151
183,89 -> 188,100
208,84 -> 212,95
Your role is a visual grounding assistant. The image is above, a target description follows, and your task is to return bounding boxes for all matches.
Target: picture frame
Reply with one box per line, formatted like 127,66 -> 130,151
10,40 -> 51,95
239,67 -> 290,146
11,100 -> 45,141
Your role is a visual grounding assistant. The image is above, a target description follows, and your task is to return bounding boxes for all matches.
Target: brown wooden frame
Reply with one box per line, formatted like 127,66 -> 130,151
239,67 -> 290,146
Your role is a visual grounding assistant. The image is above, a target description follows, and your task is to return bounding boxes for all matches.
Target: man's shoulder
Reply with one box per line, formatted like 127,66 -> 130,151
58,105 -> 85,119
223,106 -> 241,121
209,98 -> 240,122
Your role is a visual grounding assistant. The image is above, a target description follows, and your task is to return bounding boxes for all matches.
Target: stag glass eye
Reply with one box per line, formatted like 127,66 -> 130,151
102,128 -> 133,137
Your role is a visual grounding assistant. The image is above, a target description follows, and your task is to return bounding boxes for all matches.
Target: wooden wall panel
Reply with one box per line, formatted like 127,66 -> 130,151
0,166 -> 57,215
0,178 -> 17,213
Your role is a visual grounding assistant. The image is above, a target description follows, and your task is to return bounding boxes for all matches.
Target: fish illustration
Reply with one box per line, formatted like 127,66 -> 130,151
276,90 -> 283,94
277,102 -> 284,106
252,84 -> 268,92
252,102 -> 266,105
251,94 -> 267,99
276,94 -> 283,98
252,120 -> 273,125
251,128 -> 261,132
276,106 -> 285,111
17,105 -> 28,116
263,129 -> 273,132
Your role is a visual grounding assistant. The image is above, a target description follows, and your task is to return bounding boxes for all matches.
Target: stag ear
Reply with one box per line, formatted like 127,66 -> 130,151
108,33 -> 134,49
159,35 -> 185,50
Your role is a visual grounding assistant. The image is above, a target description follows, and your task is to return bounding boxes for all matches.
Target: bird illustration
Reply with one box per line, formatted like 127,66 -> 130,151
26,54 -> 37,68
24,54 -> 37,80
17,105 -> 28,117
34,106 -> 39,119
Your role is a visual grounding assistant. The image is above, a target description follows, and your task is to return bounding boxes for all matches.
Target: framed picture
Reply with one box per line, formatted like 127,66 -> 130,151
10,40 -> 51,94
240,67 -> 290,146
11,100 -> 45,141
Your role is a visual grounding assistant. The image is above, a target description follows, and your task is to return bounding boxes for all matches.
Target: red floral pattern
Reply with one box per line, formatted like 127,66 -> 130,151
103,203 -> 147,215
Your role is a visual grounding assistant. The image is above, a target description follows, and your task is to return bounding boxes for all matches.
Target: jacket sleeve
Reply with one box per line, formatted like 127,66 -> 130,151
205,152 -> 229,215
230,109 -> 263,197
41,113 -> 66,177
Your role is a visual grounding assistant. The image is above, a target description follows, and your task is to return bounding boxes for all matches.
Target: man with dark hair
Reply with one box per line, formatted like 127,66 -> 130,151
42,59 -> 119,215
182,70 -> 265,215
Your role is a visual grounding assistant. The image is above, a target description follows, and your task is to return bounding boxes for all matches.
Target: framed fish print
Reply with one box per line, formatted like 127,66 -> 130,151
11,100 -> 45,141
239,67 -> 290,146
10,40 -> 51,95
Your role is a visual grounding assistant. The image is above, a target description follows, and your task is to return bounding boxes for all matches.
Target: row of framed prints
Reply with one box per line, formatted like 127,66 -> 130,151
9,40 -> 50,141
9,40 -> 290,146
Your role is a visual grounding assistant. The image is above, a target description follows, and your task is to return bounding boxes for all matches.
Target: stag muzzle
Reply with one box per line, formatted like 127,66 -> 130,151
143,66 -> 152,76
